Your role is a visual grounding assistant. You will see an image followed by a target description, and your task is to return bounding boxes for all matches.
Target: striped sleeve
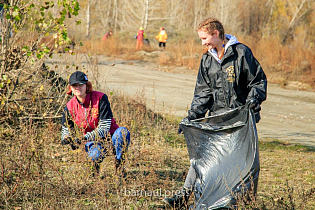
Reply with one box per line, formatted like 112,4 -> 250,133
61,106 -> 73,141
84,119 -> 111,140
84,94 -> 113,140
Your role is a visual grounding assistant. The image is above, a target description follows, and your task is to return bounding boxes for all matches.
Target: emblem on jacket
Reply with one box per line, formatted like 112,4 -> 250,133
225,66 -> 235,83
91,108 -> 99,118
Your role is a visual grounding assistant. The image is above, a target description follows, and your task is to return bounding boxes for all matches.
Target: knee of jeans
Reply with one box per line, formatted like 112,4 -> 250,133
86,142 -> 105,162
88,147 -> 100,161
85,141 -> 94,152
112,127 -> 130,147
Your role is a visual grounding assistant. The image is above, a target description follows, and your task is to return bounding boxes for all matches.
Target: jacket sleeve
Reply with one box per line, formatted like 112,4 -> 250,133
188,56 -> 214,119
61,106 -> 74,141
84,94 -> 113,140
242,47 -> 267,104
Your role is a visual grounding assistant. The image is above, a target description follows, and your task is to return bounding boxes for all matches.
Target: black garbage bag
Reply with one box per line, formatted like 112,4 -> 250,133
180,105 -> 260,209
144,38 -> 150,45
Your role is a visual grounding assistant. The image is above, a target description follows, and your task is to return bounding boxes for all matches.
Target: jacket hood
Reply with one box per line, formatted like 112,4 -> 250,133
224,34 -> 239,49
209,34 -> 239,63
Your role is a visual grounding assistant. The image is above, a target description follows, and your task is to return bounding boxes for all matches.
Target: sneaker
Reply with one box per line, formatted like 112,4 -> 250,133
91,162 -> 100,178
162,188 -> 191,209
115,158 -> 122,170
115,158 -> 127,178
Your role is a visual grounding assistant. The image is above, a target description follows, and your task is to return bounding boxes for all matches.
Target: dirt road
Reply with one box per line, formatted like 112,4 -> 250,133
47,54 -> 315,147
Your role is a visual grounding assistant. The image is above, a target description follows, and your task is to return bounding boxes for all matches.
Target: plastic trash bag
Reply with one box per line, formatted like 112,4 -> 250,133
144,38 -> 150,45
180,105 -> 260,209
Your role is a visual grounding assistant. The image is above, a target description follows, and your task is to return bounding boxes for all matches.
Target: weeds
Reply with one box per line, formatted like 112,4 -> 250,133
1,89 -> 314,209
0,88 -> 190,209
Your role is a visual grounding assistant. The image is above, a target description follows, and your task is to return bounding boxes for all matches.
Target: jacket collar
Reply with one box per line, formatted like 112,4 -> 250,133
75,91 -> 92,106
223,44 -> 235,60
208,34 -> 239,64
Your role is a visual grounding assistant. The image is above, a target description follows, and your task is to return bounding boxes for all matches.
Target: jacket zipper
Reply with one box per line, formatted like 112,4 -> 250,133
82,103 -> 92,130
220,61 -> 228,109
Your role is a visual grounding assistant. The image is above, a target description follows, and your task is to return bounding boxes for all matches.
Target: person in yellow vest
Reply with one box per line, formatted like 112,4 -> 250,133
155,27 -> 167,49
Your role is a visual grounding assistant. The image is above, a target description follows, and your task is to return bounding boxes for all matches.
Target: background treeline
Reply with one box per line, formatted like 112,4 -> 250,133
68,0 -> 315,45
66,0 -> 315,88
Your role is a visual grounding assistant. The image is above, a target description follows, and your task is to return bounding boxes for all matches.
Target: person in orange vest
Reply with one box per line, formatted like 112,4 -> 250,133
155,27 -> 168,49
136,27 -> 147,50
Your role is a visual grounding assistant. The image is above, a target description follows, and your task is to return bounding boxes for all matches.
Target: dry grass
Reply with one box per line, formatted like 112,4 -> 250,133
1,91 -> 314,209
258,140 -> 315,209
0,91 -> 189,209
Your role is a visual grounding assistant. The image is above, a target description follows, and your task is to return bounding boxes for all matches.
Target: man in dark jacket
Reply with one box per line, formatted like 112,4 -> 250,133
163,17 -> 267,209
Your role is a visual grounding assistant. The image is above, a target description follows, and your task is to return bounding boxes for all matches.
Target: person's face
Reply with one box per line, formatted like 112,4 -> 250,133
198,29 -> 221,50
70,83 -> 87,98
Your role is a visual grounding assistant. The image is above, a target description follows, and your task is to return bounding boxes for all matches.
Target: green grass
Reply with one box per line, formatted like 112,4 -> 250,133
260,139 -> 315,152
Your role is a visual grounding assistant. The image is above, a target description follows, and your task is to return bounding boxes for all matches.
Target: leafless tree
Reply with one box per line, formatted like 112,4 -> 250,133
67,0 -> 315,46
282,0 -> 314,43
86,0 -> 91,37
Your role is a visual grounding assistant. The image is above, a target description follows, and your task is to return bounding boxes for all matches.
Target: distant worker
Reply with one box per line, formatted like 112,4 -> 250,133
155,27 -> 168,49
136,27 -> 147,50
103,30 -> 113,41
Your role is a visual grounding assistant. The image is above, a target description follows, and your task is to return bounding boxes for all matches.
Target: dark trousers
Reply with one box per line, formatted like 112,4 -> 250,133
159,42 -> 166,48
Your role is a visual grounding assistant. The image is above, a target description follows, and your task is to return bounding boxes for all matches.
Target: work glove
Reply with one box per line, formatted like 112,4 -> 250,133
74,138 -> 82,145
69,138 -> 83,150
62,137 -> 84,150
70,143 -> 79,150
61,137 -> 72,145
178,117 -> 191,134
247,99 -> 261,113
71,136 -> 86,150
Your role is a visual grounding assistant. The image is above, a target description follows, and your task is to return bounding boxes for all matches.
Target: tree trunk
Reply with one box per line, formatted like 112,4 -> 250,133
264,0 -> 275,38
282,0 -> 306,44
105,0 -> 112,31
144,0 -> 149,29
113,0 -> 118,33
86,0 -> 91,38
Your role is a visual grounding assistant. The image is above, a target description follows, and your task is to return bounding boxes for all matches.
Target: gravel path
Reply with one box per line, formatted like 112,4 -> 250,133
47,54 -> 315,147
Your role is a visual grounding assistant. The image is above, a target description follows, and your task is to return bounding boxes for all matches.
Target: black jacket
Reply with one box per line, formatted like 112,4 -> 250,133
188,43 -> 267,121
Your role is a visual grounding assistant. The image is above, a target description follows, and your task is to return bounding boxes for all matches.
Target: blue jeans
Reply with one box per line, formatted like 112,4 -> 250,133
85,127 -> 130,162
